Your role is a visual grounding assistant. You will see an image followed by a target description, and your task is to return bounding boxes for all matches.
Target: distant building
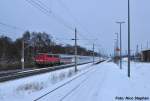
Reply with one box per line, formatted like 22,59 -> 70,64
141,49 -> 150,62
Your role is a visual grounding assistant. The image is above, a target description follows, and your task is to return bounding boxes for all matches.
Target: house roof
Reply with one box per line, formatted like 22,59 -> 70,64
141,48 -> 150,52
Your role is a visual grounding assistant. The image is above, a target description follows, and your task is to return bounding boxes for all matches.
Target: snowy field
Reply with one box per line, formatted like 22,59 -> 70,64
0,63 -> 93,101
0,61 -> 150,101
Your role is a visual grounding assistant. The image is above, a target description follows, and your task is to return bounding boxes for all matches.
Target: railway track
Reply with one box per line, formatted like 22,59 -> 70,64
59,72 -> 92,101
33,61 -> 104,101
0,68 -> 35,77
0,61 -> 99,82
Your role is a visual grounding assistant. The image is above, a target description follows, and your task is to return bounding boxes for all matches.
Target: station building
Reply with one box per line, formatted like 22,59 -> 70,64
141,49 -> 150,62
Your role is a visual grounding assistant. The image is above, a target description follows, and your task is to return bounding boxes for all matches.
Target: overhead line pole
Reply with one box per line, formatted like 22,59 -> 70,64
114,40 -> 116,58
147,41 -> 149,49
99,49 -> 101,62
21,39 -> 25,70
75,28 -> 78,72
93,43 -> 95,64
115,33 -> 119,58
128,0 -> 131,78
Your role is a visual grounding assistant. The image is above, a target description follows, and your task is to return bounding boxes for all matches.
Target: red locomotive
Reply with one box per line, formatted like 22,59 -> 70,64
34,53 -> 62,67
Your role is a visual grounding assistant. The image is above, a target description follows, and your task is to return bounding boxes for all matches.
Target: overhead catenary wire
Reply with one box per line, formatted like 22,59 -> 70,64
25,0 -> 101,53
0,22 -> 25,31
1,1 -> 74,43
26,0 -> 78,46
0,21 -> 74,48
0,29 -> 21,36
56,0 -> 93,37
52,1 -> 97,50
0,0 -> 101,54
25,0 -> 74,31
27,0 -> 97,49
0,22 -> 27,37
56,0 -> 99,46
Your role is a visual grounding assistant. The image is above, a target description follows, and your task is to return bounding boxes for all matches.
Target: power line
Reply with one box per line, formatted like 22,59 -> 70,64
56,0 -> 92,34
25,0 -> 101,52
27,0 -> 52,14
25,0 -> 74,30
56,0 -> 96,44
0,22 -> 27,37
0,29 -> 21,36
0,22 -> 24,31
0,21 -> 72,45
25,0 -> 98,50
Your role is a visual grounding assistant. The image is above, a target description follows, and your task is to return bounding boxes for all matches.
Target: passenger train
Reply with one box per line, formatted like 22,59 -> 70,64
33,53 -> 94,67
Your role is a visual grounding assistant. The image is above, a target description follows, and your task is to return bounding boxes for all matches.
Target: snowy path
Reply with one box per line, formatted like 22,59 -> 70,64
35,62 -> 150,101
36,63 -> 101,101
0,62 -> 150,101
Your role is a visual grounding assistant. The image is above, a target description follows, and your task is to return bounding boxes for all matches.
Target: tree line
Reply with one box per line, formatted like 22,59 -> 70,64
0,31 -> 98,70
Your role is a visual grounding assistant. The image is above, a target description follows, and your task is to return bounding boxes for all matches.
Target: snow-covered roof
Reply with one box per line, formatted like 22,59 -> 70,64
141,48 -> 150,52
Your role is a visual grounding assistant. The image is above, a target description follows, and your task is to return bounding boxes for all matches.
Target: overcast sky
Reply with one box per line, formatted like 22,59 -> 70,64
0,0 -> 150,55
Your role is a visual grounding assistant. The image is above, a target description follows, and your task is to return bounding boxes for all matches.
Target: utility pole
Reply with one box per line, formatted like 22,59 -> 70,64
93,43 -> 95,64
116,21 -> 125,70
115,33 -> 119,50
125,50 -> 128,56
74,28 -> 78,72
21,39 -> 25,70
136,45 -> 139,55
128,0 -> 131,77
115,33 -> 119,57
72,28 -> 78,72
99,49 -> 101,62
114,39 -> 117,56
135,45 -> 139,61
147,41 -> 149,49
141,44 -> 143,51
114,41 -> 116,58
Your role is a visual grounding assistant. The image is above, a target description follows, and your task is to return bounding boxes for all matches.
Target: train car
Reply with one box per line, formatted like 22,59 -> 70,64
59,54 -> 74,64
34,53 -> 62,67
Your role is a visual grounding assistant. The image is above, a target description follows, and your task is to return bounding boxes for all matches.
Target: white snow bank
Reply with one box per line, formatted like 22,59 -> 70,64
0,63 -> 92,101
0,61 -> 150,101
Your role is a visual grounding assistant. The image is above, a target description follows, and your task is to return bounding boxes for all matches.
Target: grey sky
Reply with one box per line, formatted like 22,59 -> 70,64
0,0 -> 150,54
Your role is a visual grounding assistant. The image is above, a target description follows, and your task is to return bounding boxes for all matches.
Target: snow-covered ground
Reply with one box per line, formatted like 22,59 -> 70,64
0,61 -> 150,101
0,63 -> 93,101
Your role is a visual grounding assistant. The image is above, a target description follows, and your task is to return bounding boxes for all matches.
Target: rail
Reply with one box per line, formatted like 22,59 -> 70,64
34,61 -> 104,101
0,61 -> 95,82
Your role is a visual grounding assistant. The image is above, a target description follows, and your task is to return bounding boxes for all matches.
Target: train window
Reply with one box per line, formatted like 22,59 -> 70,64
53,55 -> 59,58
48,55 -> 53,57
36,54 -> 43,58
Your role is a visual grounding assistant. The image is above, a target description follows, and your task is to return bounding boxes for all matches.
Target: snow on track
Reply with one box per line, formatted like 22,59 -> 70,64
0,63 -> 93,101
35,63 -> 98,101
34,62 -> 150,101
0,61 -> 150,101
